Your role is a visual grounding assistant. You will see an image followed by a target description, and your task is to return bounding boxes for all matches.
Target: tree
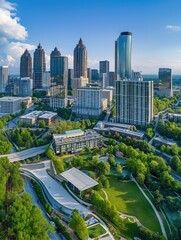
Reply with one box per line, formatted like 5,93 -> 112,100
154,190 -> 164,206
38,119 -> 46,128
96,162 -> 110,176
108,154 -> 116,166
70,210 -> 88,240
136,173 -> 145,185
99,175 -> 110,188
170,155 -> 180,171
116,164 -> 123,175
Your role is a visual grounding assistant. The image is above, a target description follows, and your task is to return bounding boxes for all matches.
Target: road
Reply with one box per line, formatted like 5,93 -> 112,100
0,145 -> 47,162
23,176 -> 63,240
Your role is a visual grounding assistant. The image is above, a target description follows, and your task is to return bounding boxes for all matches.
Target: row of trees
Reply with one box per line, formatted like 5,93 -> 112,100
9,128 -> 50,149
0,157 -> 52,239
0,132 -> 12,154
157,121 -> 181,142
51,119 -> 97,134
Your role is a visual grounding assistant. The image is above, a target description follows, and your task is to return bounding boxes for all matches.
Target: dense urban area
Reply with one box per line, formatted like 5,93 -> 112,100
1,1 -> 181,240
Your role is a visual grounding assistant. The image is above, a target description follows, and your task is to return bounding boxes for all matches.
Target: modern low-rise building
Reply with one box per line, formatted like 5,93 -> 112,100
168,113 -> 181,123
60,167 -> 98,195
20,110 -> 57,125
53,129 -> 103,154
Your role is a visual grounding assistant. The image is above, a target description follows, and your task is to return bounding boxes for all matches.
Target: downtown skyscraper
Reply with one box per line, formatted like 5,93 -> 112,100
115,32 -> 132,80
115,32 -> 153,126
49,47 -> 68,108
33,43 -> 46,89
73,38 -> 87,78
20,49 -> 32,79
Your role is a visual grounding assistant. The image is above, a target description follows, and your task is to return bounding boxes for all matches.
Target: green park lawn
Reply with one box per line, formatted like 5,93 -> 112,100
88,224 -> 107,238
104,175 -> 161,234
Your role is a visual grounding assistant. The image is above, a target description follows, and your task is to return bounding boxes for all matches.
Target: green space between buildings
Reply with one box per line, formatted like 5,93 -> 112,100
88,224 -> 107,238
104,175 -> 161,234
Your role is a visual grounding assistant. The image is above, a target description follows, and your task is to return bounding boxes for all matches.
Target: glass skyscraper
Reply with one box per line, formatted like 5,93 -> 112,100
33,43 -> 46,89
115,32 -> 132,80
20,49 -> 32,79
158,68 -> 172,98
50,47 -> 68,98
73,38 -> 87,78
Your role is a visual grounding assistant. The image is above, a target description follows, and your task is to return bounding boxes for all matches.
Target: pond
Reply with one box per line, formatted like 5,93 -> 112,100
115,157 -> 126,165
110,167 -> 131,177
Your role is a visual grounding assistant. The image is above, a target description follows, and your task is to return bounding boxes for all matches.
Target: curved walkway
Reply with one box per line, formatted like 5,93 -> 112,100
132,176 -> 167,240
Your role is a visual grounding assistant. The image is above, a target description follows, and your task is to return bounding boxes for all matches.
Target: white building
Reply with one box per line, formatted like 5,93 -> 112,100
49,97 -> 67,108
116,80 -> 153,126
76,86 -> 103,118
0,66 -> 8,93
71,77 -> 89,99
0,97 -> 22,114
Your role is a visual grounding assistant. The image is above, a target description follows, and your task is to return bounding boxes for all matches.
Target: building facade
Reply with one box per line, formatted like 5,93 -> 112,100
115,32 -> 132,80
53,129 -> 102,154
116,80 -> 153,125
0,97 -> 23,114
76,86 -> 103,118
33,43 -> 46,89
74,38 -> 87,78
19,77 -> 33,97
20,49 -> 32,79
0,66 -> 8,93
158,68 -> 172,98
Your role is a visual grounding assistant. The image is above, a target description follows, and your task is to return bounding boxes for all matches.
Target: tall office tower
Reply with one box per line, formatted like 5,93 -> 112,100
158,68 -> 172,98
19,77 -> 33,97
115,32 -> 132,80
74,38 -> 87,78
87,68 -> 92,82
91,69 -> 99,81
33,43 -> 46,89
0,66 -> 8,93
109,72 -> 115,87
116,80 -> 153,125
42,71 -> 51,90
20,49 -> 32,79
76,86 -> 103,118
68,69 -> 74,90
50,47 -> 68,99
99,60 -> 109,88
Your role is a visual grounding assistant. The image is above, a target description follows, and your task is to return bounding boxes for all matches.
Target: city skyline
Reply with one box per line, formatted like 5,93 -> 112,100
0,0 -> 181,74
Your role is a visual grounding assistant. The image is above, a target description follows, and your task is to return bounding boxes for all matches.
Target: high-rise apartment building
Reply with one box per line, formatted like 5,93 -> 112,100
74,38 -> 87,78
20,49 -> 32,79
116,80 -> 153,125
158,68 -> 172,98
0,66 -> 8,93
76,86 -> 103,118
33,43 -> 46,89
115,32 -> 132,80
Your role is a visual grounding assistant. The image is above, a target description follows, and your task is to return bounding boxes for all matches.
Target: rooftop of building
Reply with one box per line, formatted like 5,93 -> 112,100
168,113 -> 181,117
60,167 -> 98,192
53,130 -> 101,145
20,111 -> 57,119
0,96 -> 23,102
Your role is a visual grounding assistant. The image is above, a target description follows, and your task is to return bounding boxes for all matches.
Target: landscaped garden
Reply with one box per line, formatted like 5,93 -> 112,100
88,224 -> 107,239
104,175 -> 161,234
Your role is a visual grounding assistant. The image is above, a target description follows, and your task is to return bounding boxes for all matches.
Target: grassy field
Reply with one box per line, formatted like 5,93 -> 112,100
104,175 -> 161,234
88,224 -> 106,238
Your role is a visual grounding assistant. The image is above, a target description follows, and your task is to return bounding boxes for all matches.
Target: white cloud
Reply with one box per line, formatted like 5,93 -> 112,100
0,0 -> 35,73
66,54 -> 73,68
166,25 -> 181,32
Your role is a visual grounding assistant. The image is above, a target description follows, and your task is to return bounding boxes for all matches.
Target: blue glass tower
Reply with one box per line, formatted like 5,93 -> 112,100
115,32 -> 132,80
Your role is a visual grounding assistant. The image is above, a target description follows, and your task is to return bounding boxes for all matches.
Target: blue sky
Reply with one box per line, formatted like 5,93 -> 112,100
1,0 -> 181,74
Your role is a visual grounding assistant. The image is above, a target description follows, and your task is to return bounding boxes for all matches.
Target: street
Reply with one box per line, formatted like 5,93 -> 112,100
23,176 -> 63,240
